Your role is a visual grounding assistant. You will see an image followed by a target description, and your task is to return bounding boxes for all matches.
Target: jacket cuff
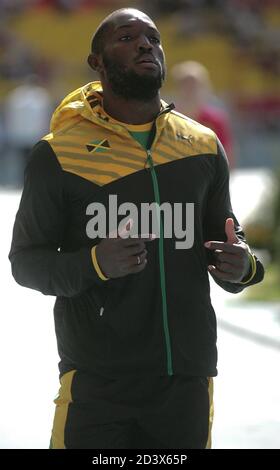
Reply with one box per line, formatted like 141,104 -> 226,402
239,250 -> 257,285
91,245 -> 109,281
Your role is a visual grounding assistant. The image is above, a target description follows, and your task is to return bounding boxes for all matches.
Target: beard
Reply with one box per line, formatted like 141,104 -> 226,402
102,53 -> 165,101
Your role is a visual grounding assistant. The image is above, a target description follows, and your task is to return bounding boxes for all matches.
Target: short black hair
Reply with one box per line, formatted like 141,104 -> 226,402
90,8 -> 152,55
91,21 -> 110,54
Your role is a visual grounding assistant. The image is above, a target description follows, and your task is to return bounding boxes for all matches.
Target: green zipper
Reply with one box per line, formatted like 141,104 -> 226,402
146,150 -> 173,376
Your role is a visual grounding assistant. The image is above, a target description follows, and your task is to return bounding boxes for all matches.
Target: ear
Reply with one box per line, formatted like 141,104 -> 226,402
87,53 -> 103,73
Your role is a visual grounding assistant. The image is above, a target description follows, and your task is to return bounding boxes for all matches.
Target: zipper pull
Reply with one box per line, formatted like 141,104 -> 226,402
99,307 -> 104,316
145,149 -> 154,170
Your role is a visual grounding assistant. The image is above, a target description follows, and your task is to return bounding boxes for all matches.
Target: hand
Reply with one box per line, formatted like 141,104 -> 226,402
95,219 -> 156,279
204,218 -> 251,283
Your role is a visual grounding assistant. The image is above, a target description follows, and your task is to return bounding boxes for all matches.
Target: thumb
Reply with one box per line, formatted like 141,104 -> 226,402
225,217 -> 239,244
118,218 -> 133,239
108,218 -> 133,239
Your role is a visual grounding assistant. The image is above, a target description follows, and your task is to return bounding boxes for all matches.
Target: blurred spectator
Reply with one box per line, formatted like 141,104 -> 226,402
0,34 -> 35,80
172,61 -> 235,169
0,0 -> 25,17
0,27 -> 53,81
0,105 -> 6,185
34,0 -> 119,11
4,74 -> 53,184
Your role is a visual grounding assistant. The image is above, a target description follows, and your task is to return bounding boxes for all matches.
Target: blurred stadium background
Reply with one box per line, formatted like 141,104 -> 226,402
0,0 -> 280,449
1,0 -> 279,286
1,0 -> 280,168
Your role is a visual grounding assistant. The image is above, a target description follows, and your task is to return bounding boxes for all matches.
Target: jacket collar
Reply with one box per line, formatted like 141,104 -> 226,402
50,81 -> 175,137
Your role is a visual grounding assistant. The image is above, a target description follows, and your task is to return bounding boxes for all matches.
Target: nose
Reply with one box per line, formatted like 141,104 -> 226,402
137,34 -> 153,52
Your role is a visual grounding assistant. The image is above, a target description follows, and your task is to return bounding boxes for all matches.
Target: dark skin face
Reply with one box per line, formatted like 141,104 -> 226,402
88,10 -> 166,124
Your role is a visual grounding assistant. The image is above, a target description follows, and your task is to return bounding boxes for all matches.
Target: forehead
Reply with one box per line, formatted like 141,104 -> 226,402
110,13 -> 159,33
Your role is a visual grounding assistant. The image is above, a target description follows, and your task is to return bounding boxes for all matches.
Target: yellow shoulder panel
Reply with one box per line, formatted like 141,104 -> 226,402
41,121 -> 147,186
168,110 -> 218,157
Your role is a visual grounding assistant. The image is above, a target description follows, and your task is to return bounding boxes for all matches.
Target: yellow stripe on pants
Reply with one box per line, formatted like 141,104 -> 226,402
206,377 -> 214,449
51,369 -> 77,449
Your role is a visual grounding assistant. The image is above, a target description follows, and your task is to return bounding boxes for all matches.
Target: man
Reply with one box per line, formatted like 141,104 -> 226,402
9,8 -> 264,449
171,61 -> 235,169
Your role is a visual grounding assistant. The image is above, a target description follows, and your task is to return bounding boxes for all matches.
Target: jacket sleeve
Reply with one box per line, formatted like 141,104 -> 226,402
9,140 -> 103,297
203,137 -> 264,293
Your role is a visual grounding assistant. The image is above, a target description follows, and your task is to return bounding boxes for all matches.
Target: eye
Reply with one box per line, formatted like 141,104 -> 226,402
119,35 -> 132,41
150,36 -> 160,44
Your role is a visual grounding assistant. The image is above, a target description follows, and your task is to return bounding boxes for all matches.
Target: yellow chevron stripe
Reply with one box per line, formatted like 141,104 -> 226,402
55,149 -> 142,170
54,145 -> 145,164
53,141 -> 148,160
58,156 -> 139,176
51,370 -> 76,449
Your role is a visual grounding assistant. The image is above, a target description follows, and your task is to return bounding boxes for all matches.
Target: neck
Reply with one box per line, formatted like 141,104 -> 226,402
102,84 -> 161,124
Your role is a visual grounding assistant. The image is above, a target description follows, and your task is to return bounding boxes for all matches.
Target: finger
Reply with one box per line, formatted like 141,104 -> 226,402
108,218 -> 134,239
215,251 -> 243,266
134,250 -> 147,266
204,241 -> 241,254
215,261 -> 236,274
124,258 -> 148,275
117,218 -> 134,238
225,218 -> 239,244
118,239 -> 146,252
120,234 -> 156,246
123,250 -> 148,269
208,265 -> 236,281
125,246 -> 147,257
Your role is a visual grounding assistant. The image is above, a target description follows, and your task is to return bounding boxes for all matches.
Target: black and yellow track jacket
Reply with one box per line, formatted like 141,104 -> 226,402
9,81 -> 264,379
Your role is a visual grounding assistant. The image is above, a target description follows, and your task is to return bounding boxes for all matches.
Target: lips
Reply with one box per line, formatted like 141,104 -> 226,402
138,59 -> 155,64
136,55 -> 157,65
136,61 -> 158,70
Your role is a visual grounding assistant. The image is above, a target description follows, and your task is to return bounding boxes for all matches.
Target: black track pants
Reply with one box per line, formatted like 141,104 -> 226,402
50,370 -> 213,449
